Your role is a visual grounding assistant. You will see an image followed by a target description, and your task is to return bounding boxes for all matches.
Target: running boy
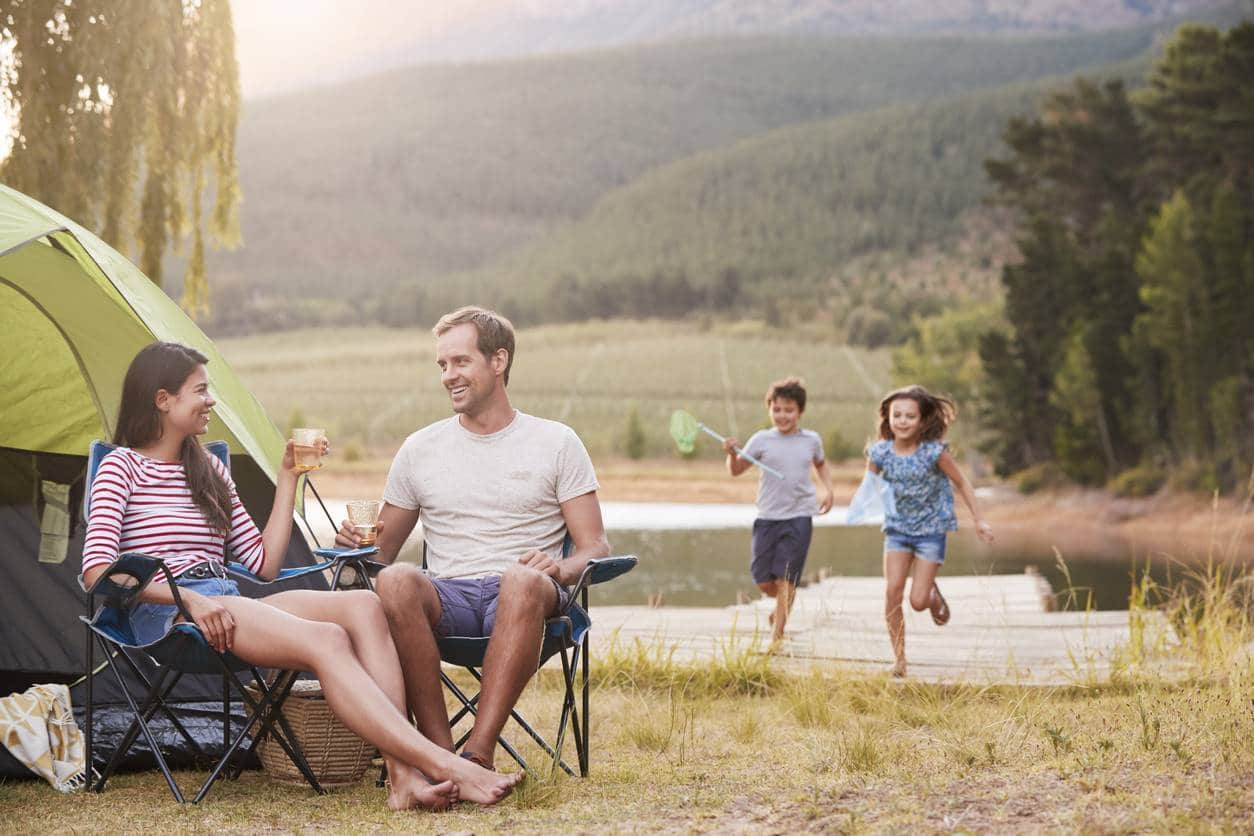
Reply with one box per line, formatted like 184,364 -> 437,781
723,377 -> 834,645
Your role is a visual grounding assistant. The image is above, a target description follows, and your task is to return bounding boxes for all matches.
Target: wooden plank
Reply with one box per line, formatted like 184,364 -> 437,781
586,573 -> 1172,685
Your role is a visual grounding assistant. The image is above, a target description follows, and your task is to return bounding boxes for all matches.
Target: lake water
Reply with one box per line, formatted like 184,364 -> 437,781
313,500 -> 1236,611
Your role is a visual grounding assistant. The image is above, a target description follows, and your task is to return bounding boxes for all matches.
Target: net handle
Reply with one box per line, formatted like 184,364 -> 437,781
700,422 -> 784,480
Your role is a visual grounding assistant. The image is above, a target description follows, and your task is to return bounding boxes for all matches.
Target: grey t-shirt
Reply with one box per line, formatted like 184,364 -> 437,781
383,411 -> 599,578
741,428 -> 826,520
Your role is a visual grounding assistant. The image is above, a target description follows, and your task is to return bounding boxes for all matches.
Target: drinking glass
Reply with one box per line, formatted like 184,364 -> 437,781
290,427 -> 325,473
346,499 -> 382,546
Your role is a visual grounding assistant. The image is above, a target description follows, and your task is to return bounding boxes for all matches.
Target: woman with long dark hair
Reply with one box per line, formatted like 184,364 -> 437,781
82,342 -> 519,810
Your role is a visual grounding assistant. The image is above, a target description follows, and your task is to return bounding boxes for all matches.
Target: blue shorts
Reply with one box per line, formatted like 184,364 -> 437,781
751,516 -> 812,585
883,530 -> 947,564
431,574 -> 571,638
129,576 -> 241,646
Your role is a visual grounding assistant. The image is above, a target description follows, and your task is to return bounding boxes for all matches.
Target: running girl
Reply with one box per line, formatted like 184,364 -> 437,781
865,385 -> 993,678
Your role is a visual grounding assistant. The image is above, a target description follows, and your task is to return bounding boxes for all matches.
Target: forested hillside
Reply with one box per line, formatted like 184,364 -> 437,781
192,27 -> 1165,333
442,74 -> 1119,328
967,24 -> 1254,492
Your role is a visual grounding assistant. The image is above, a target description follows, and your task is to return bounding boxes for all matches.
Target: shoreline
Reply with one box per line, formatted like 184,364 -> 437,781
310,456 -> 1254,562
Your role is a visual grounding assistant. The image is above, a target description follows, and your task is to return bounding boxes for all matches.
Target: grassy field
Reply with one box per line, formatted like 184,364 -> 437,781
216,320 -> 892,462
4,568 -> 1251,833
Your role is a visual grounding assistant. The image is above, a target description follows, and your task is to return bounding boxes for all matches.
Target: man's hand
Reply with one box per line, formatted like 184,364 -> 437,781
184,590 -> 236,653
518,549 -> 560,580
335,516 -> 386,548
721,437 -> 739,455
818,489 -> 834,515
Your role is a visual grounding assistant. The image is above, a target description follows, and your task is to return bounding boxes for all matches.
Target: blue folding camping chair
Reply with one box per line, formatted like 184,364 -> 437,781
80,440 -> 381,803
431,539 -> 637,778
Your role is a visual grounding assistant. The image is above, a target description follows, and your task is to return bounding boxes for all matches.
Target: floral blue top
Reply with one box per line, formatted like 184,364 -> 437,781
867,439 -> 957,536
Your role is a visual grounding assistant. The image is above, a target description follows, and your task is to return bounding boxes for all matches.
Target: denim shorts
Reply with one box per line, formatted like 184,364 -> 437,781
432,574 -> 571,638
129,576 -> 241,646
883,530 -> 948,564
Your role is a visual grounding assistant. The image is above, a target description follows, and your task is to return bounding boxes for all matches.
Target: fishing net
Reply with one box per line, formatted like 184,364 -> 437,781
669,409 -> 701,454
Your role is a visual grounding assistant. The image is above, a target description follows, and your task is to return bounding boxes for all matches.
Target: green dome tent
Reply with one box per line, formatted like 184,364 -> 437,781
0,183 -> 324,775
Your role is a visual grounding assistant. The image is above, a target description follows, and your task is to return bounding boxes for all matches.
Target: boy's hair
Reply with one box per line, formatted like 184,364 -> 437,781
876,384 -> 955,442
765,376 -> 806,411
433,306 -> 516,386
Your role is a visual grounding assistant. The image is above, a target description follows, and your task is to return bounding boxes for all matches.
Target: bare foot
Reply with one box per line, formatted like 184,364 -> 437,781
387,765 -> 459,811
441,754 -> 521,805
891,660 -> 907,678
929,584 -> 950,626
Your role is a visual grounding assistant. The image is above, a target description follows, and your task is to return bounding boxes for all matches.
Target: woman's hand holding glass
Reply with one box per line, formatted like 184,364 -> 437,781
283,431 -> 329,476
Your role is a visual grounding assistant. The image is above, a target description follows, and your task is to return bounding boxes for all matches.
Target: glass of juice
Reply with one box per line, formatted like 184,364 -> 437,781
290,427 -> 326,473
346,500 -> 382,545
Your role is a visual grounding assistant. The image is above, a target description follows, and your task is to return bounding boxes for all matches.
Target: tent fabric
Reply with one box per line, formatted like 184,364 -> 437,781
0,185 -> 327,778
0,183 -> 282,476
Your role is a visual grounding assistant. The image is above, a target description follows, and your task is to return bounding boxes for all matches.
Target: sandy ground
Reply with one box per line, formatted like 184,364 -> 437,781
310,456 -> 1254,561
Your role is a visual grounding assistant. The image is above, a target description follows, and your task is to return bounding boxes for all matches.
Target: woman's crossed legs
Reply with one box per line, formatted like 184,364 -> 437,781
209,590 -> 519,808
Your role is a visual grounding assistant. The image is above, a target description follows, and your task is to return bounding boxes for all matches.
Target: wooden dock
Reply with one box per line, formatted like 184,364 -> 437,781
589,572 -> 1170,685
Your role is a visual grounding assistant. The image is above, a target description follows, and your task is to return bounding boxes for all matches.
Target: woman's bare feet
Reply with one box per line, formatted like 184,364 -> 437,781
440,753 -> 522,805
386,764 -> 459,811
891,659 -> 907,678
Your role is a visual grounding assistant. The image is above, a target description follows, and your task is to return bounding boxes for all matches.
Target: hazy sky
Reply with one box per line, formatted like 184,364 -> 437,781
230,0 -> 552,98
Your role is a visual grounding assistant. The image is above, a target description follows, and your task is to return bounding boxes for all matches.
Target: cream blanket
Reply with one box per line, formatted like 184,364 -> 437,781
0,683 -> 87,792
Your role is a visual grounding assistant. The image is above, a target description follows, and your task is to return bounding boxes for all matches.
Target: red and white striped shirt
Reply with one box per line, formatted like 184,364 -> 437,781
82,447 -> 266,582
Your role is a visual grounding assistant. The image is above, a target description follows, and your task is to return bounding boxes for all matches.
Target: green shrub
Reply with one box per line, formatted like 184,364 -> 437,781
341,440 -> 364,463
825,427 -> 862,463
1109,464 -> 1165,498
624,405 -> 647,460
1014,462 -> 1068,494
1168,460 -> 1220,495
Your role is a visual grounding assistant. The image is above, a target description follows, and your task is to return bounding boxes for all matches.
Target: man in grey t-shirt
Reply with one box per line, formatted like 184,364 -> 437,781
335,306 -> 609,771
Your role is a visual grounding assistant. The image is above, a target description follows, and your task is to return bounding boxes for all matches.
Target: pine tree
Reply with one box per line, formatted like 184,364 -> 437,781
1132,191 -> 1211,459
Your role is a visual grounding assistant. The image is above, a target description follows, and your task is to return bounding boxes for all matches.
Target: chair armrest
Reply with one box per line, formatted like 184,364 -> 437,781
560,554 -> 638,616
313,546 -> 381,561
86,553 -> 193,623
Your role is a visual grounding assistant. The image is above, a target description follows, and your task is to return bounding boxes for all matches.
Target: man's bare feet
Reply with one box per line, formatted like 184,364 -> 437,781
440,754 -> 521,805
460,749 -> 494,771
891,659 -> 907,678
386,765 -> 459,811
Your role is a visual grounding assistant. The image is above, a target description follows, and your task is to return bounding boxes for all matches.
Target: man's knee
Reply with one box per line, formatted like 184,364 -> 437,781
499,564 -> 555,611
376,564 -> 439,623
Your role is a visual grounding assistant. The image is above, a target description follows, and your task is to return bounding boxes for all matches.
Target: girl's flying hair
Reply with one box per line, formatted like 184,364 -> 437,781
114,341 -> 233,535
876,385 -> 956,442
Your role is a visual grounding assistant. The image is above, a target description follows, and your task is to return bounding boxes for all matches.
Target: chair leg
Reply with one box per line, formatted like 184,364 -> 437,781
550,643 -> 580,778
222,674 -> 231,756
84,617 -> 94,782
97,649 -> 185,802
580,630 -> 591,776
193,667 -> 325,803
99,654 -> 192,785
110,647 -> 204,758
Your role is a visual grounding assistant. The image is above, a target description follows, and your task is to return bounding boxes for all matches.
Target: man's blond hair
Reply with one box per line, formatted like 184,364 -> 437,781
433,306 -> 516,386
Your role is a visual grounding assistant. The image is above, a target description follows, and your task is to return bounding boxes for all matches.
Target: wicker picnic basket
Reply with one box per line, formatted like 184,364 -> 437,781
247,678 -> 376,787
